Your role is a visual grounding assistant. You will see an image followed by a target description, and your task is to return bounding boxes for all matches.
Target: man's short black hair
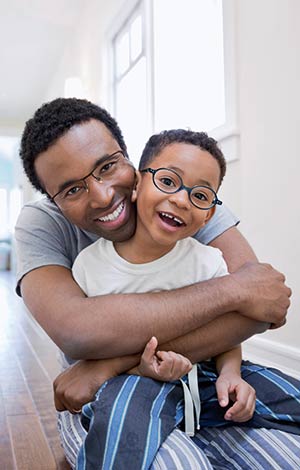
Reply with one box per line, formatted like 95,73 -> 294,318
20,97 -> 127,194
139,129 -> 226,185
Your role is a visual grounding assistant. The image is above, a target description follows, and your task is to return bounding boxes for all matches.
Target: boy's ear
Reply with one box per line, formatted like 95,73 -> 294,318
203,206 -> 216,225
131,171 -> 142,202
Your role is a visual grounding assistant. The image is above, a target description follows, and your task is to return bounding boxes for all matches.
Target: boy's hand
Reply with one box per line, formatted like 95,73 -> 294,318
215,372 -> 256,422
137,336 -> 192,381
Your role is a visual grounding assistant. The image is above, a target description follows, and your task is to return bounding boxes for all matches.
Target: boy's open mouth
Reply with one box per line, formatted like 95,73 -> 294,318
158,211 -> 185,227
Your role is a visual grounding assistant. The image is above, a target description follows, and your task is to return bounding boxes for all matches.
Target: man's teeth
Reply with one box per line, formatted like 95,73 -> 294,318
160,212 -> 183,225
98,202 -> 124,222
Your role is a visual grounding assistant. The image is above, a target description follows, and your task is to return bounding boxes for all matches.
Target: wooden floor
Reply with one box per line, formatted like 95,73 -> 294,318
0,270 -> 70,469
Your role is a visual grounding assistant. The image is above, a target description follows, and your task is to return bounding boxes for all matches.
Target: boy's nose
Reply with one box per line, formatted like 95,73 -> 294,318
87,178 -> 115,209
168,189 -> 190,209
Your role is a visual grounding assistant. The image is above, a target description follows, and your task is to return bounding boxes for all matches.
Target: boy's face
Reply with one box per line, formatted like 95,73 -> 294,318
134,142 -> 221,249
34,119 -> 137,242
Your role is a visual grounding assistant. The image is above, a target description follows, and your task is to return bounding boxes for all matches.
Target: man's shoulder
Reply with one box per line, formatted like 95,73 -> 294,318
18,197 -> 67,225
16,196 -> 99,259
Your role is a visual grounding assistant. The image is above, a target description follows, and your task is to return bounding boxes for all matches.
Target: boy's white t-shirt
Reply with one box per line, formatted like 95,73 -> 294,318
72,237 -> 228,297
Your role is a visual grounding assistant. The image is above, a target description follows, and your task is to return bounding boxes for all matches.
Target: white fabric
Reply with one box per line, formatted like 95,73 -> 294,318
72,237 -> 228,297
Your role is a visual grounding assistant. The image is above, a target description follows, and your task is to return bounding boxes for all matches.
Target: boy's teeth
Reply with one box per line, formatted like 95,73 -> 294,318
160,212 -> 183,225
99,202 -> 124,222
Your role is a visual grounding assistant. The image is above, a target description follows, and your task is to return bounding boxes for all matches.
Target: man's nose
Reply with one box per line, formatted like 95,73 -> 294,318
87,178 -> 114,208
168,189 -> 190,209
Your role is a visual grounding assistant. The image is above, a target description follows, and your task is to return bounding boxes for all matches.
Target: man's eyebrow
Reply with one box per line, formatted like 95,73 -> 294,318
168,166 -> 213,188
56,153 -> 116,193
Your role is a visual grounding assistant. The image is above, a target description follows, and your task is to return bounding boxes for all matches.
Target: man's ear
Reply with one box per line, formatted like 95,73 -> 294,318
131,171 -> 142,202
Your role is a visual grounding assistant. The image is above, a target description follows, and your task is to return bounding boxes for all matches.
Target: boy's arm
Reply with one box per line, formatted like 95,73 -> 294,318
214,345 -> 256,422
215,345 -> 242,378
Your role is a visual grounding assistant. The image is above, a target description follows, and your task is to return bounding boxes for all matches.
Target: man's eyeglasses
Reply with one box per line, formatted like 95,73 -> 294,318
50,150 -> 131,209
141,167 -> 222,210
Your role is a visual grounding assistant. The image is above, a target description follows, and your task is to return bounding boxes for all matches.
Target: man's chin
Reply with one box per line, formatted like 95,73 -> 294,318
90,217 -> 136,242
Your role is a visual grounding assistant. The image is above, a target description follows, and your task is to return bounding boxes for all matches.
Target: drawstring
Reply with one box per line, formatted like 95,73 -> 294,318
180,364 -> 201,436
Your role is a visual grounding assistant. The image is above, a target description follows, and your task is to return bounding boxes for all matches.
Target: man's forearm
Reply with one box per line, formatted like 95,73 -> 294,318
159,312 -> 268,363
22,266 -> 239,359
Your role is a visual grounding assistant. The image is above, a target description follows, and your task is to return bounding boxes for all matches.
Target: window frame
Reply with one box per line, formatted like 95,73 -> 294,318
107,0 -> 239,163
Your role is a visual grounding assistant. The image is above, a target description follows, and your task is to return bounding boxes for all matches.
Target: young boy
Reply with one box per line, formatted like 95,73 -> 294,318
72,130 -> 257,469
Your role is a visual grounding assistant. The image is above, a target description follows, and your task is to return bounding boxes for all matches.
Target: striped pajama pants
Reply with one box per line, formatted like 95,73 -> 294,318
57,361 -> 300,469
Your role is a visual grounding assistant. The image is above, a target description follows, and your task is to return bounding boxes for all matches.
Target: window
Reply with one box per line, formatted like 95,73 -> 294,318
112,2 -> 150,164
0,137 -> 22,240
110,0 -> 238,167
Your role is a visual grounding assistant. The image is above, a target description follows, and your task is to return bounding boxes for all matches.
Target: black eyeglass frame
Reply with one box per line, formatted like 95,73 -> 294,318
50,150 -> 126,202
141,167 -> 222,210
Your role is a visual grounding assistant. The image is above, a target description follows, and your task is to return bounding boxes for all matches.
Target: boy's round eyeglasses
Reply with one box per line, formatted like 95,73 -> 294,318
50,150 -> 131,208
141,167 -> 222,210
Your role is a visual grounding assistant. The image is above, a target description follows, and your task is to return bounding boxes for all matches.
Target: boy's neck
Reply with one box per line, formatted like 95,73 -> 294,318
114,225 -> 177,264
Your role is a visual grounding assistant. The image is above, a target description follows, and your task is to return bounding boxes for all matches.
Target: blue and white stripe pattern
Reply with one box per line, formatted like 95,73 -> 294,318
56,360 -> 300,469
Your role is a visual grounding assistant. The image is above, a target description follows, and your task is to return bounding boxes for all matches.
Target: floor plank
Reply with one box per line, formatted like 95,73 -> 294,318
0,271 -> 70,469
7,415 -> 57,470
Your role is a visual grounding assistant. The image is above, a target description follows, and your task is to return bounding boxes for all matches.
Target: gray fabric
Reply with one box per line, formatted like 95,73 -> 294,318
15,197 -> 239,296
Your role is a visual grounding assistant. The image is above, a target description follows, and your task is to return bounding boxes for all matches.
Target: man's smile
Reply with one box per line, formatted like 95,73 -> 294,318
97,200 -> 125,222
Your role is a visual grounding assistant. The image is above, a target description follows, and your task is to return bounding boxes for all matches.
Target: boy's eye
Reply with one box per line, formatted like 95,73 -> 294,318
160,177 -> 176,187
194,192 -> 208,201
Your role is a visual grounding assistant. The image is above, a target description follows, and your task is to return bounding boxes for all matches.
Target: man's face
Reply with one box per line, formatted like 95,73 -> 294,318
35,119 -> 136,241
134,142 -> 220,250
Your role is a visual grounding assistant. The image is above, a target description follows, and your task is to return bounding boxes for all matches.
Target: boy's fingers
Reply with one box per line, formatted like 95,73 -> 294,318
225,386 -> 256,421
142,336 -> 158,361
216,380 -> 230,407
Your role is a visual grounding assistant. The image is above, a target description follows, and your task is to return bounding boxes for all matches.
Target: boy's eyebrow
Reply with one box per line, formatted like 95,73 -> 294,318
168,165 -> 214,188
56,153 -> 116,193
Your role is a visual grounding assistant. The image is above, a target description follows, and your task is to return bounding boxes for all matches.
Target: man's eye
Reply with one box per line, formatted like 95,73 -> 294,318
93,161 -> 117,178
101,162 -> 114,173
64,185 -> 84,198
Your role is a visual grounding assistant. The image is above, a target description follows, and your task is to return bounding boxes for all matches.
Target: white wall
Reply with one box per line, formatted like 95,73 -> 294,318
42,0 -> 300,368
217,0 -> 300,372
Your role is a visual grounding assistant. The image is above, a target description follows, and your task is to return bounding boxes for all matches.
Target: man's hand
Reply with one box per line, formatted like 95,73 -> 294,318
231,262 -> 292,328
136,336 -> 192,381
216,372 -> 256,422
53,354 -> 140,413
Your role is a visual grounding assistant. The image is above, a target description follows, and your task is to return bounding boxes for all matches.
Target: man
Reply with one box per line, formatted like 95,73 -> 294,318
16,98 -> 295,469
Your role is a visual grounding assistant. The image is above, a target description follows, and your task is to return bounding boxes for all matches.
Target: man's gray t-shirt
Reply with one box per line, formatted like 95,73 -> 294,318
15,197 -> 239,295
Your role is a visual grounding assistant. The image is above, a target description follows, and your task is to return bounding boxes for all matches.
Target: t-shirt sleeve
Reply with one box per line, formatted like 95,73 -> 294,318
193,203 -> 239,245
15,203 -> 73,296
71,253 -> 88,295
213,249 -> 229,277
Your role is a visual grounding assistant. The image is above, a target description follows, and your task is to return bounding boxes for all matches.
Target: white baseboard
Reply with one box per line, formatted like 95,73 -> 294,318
243,336 -> 300,379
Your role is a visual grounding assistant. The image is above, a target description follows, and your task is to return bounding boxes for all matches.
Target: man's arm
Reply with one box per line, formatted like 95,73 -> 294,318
159,227 -> 268,361
21,228 -> 290,360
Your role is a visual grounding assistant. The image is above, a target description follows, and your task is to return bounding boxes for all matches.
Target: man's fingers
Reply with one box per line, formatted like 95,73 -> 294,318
54,392 -> 66,412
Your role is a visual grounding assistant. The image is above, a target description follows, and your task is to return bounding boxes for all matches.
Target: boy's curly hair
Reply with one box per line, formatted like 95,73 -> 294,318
139,129 -> 226,185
